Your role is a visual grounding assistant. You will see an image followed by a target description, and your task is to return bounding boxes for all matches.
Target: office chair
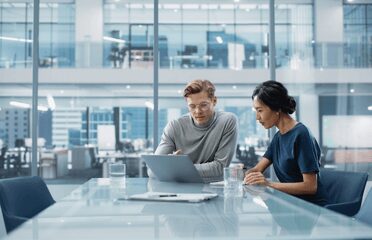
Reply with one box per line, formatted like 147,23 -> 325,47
180,45 -> 198,68
0,176 -> 55,233
355,190 -> 372,226
14,139 -> 25,148
0,146 -> 7,170
321,169 -> 368,216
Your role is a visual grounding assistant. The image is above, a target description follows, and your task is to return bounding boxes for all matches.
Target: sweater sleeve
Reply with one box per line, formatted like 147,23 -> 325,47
148,121 -> 177,178
155,121 -> 176,155
194,114 -> 238,183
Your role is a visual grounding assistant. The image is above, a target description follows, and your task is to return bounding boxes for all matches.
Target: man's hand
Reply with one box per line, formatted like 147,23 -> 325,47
171,149 -> 182,155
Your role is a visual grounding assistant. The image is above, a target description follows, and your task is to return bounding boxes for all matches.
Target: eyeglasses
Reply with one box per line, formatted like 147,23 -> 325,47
188,102 -> 211,112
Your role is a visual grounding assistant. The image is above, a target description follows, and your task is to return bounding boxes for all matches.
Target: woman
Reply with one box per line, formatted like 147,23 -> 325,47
244,80 -> 328,206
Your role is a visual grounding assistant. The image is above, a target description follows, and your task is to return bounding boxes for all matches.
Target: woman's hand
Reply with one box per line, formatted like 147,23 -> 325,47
244,171 -> 269,186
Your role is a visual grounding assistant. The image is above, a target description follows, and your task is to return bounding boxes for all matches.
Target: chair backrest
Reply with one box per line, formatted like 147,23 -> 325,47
355,190 -> 372,226
0,205 -> 7,238
0,176 -> 55,233
321,169 -> 368,207
0,146 -> 7,169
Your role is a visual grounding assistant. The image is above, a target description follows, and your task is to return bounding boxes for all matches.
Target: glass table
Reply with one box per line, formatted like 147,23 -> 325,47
6,178 -> 372,239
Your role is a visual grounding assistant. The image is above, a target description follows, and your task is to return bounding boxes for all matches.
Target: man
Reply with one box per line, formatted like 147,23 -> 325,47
154,79 -> 238,183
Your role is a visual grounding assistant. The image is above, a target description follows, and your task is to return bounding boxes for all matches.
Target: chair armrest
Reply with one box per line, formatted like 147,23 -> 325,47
325,200 -> 362,217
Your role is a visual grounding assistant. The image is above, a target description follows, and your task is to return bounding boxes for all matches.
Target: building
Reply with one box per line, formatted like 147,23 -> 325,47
0,0 -> 372,179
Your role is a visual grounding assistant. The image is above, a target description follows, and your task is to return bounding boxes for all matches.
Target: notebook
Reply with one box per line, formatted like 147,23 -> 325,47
142,154 -> 204,183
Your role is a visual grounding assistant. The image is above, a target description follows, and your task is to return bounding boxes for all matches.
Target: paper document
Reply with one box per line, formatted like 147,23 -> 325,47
209,181 -> 224,186
127,192 -> 218,203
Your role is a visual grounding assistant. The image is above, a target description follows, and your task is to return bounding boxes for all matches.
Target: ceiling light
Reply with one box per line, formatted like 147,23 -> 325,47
145,101 -> 154,110
220,4 -> 235,10
350,89 -> 355,93
232,85 -> 237,89
126,85 -> 131,89
163,4 -> 180,10
368,106 -> 372,111
0,36 -> 32,43
239,4 -> 257,10
9,101 -> 48,112
182,4 -> 199,10
277,5 -> 290,10
47,94 -> 56,111
37,105 -> 49,112
201,4 -> 218,10
144,4 -> 153,9
103,36 -> 125,44
10,101 -> 30,109
216,36 -> 223,44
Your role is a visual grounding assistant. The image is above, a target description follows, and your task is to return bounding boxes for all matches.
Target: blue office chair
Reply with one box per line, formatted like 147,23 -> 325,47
321,169 -> 368,216
0,176 -> 55,233
355,190 -> 372,226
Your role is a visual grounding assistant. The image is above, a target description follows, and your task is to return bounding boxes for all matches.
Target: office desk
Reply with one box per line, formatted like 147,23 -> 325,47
169,55 -> 212,69
6,178 -> 372,239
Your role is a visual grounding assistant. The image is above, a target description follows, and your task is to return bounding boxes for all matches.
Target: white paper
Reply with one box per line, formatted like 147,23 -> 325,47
127,192 -> 218,202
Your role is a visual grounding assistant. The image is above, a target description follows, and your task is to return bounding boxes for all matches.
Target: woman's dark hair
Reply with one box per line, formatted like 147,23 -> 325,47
252,80 -> 296,114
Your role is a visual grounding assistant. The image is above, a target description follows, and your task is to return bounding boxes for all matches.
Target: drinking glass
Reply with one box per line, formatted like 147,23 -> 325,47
224,166 -> 244,189
109,163 -> 126,187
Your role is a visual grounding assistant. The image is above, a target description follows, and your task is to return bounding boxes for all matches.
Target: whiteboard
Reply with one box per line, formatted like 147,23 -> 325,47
322,115 -> 372,148
97,125 -> 116,151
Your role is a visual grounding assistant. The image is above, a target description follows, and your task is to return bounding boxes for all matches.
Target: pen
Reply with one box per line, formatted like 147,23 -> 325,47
158,194 -> 177,197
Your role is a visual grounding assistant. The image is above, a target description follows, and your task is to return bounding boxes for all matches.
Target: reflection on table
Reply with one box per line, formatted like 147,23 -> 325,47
6,178 -> 372,239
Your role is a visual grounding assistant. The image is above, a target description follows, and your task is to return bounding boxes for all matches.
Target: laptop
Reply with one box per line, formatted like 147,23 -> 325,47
141,154 -> 204,183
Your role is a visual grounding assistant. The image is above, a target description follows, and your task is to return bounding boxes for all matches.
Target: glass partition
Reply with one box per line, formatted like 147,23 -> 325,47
0,1 -> 33,178
1,0 -> 372,182
158,1 -> 270,173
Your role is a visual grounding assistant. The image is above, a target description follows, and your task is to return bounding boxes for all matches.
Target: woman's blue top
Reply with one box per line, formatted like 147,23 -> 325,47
264,122 -> 328,206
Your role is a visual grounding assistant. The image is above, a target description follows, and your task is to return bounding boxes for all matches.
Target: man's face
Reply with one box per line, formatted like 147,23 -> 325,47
186,91 -> 216,125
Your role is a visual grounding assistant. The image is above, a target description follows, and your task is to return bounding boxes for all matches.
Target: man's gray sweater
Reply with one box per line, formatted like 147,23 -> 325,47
155,111 -> 238,183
